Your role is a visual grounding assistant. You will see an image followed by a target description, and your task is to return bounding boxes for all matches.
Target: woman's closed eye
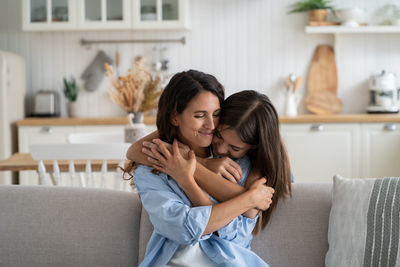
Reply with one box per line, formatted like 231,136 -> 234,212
213,110 -> 221,118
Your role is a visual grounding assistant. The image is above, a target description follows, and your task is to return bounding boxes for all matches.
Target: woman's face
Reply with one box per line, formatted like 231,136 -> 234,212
212,125 -> 253,159
172,91 -> 221,152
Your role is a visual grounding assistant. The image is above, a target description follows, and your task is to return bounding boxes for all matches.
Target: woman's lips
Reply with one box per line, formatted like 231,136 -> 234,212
198,131 -> 213,136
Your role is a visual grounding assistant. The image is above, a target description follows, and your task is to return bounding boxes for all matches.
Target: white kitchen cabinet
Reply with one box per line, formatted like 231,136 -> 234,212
22,0 -> 189,31
77,0 -> 131,30
23,0 -> 77,31
361,123 -> 400,178
281,123 -> 360,183
132,0 -> 189,30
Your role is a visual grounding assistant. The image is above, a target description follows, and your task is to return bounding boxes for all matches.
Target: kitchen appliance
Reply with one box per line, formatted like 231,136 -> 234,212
33,90 -> 60,117
367,70 -> 400,113
0,50 -> 26,184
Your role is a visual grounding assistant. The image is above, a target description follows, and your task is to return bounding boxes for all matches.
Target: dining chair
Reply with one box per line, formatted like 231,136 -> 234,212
29,143 -> 131,191
67,132 -> 124,144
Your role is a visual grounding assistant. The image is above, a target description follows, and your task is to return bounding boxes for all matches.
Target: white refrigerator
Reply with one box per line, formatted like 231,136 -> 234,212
0,50 -> 26,184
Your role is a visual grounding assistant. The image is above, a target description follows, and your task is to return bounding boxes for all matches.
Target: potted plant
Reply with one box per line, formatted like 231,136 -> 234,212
288,0 -> 335,24
63,76 -> 80,117
105,57 -> 162,143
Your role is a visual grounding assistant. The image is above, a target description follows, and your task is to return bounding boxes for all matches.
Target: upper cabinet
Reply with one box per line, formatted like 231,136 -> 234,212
132,0 -> 189,30
23,0 -> 77,31
22,0 -> 189,31
77,0 -> 131,30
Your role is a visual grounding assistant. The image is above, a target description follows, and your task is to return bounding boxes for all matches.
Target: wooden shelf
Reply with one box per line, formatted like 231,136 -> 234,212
305,25 -> 400,34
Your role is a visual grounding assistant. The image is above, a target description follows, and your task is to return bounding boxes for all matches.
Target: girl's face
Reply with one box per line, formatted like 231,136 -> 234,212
172,91 -> 221,154
212,125 -> 253,159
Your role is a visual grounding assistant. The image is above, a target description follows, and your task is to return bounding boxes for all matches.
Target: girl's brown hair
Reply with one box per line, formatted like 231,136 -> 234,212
220,90 -> 292,235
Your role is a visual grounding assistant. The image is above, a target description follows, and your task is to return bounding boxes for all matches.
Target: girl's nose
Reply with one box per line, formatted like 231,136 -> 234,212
216,143 -> 228,155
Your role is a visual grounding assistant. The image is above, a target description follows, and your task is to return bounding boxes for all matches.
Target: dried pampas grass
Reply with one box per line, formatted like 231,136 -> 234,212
105,57 -> 162,113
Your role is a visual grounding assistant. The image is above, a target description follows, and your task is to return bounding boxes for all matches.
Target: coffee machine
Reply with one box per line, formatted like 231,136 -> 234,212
367,70 -> 400,114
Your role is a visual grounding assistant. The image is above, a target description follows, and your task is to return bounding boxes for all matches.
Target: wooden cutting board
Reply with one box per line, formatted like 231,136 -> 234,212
305,90 -> 343,114
307,45 -> 338,95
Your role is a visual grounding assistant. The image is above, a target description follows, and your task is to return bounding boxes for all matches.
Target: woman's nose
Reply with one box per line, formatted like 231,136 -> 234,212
204,115 -> 215,130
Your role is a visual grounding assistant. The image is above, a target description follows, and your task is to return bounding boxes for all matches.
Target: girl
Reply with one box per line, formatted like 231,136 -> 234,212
134,90 -> 292,235
127,70 -> 273,266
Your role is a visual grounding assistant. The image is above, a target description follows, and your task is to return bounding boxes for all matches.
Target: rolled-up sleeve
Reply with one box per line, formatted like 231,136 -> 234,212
134,165 -> 212,245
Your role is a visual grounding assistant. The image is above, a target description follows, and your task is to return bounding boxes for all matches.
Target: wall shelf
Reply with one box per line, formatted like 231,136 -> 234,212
305,25 -> 400,34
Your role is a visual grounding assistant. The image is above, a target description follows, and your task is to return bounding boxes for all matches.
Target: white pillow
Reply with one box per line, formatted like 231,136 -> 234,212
326,175 -> 400,267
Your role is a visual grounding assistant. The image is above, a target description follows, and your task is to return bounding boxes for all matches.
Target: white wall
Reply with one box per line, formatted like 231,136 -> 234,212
1,0 -> 400,116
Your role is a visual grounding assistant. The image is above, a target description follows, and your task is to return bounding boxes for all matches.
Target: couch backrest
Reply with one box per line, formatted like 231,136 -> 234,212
0,183 -> 332,267
0,186 -> 141,267
138,183 -> 333,267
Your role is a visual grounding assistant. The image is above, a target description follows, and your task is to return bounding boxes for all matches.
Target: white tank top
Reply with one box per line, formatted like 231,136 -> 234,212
167,242 -> 215,267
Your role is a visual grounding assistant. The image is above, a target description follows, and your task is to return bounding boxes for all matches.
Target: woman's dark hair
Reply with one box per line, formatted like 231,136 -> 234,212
157,70 -> 224,143
123,70 -> 225,180
220,90 -> 292,235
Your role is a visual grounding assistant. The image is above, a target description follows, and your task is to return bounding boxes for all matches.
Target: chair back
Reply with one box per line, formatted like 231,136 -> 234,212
68,132 -> 124,144
30,143 -> 131,190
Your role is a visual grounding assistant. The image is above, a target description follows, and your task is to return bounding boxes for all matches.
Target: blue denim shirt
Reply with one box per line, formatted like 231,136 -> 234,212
134,155 -> 269,267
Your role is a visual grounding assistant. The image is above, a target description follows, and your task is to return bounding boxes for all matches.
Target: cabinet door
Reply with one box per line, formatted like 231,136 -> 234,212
132,0 -> 189,30
23,0 -> 76,31
77,0 -> 131,30
281,123 -> 360,183
361,123 -> 400,178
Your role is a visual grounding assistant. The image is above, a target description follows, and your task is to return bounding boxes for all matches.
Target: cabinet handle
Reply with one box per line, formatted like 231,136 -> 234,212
40,127 -> 53,134
310,124 -> 324,131
383,123 -> 397,131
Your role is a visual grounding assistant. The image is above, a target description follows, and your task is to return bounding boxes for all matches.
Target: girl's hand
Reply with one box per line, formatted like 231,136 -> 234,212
203,157 -> 243,184
248,178 -> 275,211
150,139 -> 196,187
142,139 -> 190,166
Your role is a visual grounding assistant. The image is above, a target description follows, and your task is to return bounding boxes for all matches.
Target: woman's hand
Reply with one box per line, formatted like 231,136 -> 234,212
248,178 -> 275,211
203,157 -> 243,184
150,139 -> 196,188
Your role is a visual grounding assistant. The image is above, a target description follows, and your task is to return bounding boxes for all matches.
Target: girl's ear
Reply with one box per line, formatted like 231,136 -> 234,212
170,112 -> 179,126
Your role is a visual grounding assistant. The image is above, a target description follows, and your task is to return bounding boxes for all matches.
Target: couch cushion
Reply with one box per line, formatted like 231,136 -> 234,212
252,182 -> 332,267
326,175 -> 400,267
138,183 -> 332,266
0,186 -> 141,267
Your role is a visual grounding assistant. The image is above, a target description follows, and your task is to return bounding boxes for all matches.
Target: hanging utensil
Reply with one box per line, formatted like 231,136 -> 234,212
293,77 -> 303,93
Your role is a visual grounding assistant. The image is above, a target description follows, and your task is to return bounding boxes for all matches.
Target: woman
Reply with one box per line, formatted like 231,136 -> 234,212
132,90 -> 292,235
128,70 -> 273,266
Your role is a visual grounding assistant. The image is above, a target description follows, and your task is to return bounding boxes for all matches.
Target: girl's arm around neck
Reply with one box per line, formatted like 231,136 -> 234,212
126,131 -> 159,164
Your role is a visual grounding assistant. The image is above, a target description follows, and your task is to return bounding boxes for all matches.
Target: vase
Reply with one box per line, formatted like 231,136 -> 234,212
308,9 -> 327,23
125,112 -> 147,143
67,101 -> 79,118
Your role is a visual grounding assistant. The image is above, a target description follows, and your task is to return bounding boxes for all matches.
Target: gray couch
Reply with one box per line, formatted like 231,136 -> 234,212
0,183 -> 332,267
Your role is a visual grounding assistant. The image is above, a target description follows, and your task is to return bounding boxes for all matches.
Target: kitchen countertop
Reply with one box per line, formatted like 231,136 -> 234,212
16,114 -> 400,126
17,116 -> 157,126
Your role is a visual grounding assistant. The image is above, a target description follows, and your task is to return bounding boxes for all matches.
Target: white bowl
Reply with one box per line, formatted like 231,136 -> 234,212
336,8 -> 364,27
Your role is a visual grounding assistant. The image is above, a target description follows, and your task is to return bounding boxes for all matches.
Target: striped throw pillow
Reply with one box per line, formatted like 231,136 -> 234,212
326,175 -> 400,267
